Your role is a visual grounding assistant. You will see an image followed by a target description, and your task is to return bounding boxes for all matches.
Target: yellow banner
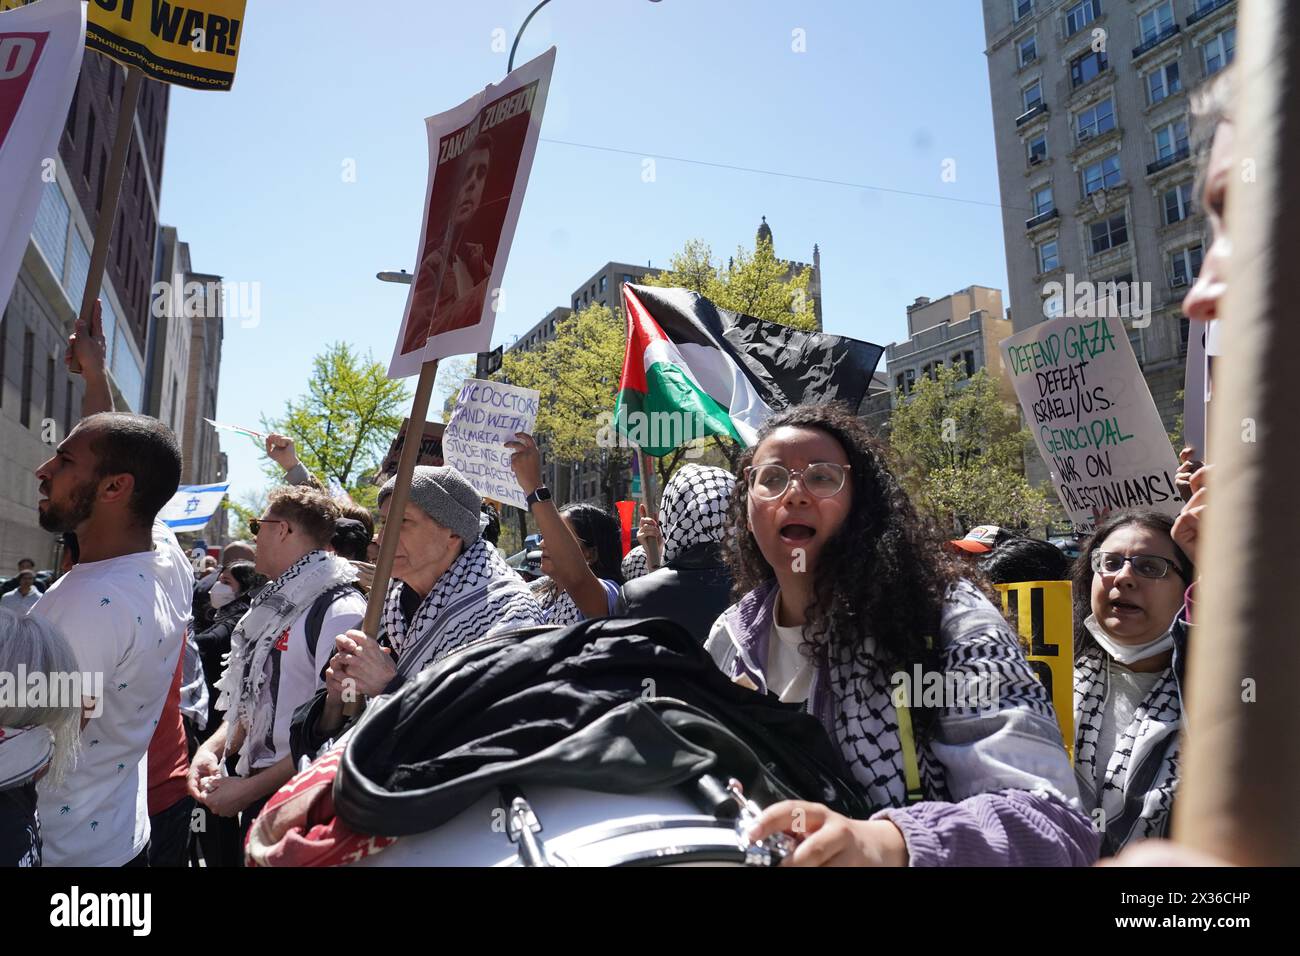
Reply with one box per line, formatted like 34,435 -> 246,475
96,0 -> 247,90
996,580 -> 1075,762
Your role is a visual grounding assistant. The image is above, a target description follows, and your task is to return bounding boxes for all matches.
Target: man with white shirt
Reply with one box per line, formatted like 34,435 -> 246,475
0,571 -> 40,613
29,303 -> 189,866
187,484 -> 364,852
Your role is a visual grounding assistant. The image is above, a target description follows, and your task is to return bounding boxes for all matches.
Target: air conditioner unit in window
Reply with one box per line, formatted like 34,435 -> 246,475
1171,275 -> 1188,288
1029,154 -> 1044,166
1023,52 -> 1037,64
1079,128 -> 1094,141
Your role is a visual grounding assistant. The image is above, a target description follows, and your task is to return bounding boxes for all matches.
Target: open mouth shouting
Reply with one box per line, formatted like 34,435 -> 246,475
779,523 -> 817,545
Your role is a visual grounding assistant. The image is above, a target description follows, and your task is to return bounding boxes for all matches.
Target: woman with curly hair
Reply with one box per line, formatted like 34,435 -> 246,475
706,403 -> 1097,866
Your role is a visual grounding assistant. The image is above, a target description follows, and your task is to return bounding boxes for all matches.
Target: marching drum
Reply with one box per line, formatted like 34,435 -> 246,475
348,776 -> 794,868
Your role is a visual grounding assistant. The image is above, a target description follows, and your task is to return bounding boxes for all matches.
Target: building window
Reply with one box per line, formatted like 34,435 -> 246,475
904,369 -> 916,394
1065,0 -> 1101,37
1022,79 -> 1044,112
1164,181 -> 1194,224
599,275 -> 608,293
1082,153 -> 1123,195
1202,27 -> 1236,77
1018,34 -> 1038,66
1071,49 -> 1108,88
1014,0 -> 1034,22
1075,96 -> 1115,141
1146,60 -> 1181,104
1171,245 -> 1204,286
1090,212 -> 1129,253
1038,238 -> 1060,272
1179,316 -> 1190,348
64,83 -> 79,143
1032,184 -> 1055,216
21,329 -> 34,428
1027,133 -> 1048,165
1154,118 -> 1189,161
1139,2 -> 1175,44
1128,327 -> 1144,363
964,351 -> 976,377
82,110 -> 95,182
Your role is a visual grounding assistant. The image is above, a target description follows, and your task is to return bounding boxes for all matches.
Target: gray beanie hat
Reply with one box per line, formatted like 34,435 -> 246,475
381,465 -> 482,544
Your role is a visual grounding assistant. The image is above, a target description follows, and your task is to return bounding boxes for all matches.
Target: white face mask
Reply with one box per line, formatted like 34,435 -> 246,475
209,582 -> 238,609
1084,614 -> 1174,665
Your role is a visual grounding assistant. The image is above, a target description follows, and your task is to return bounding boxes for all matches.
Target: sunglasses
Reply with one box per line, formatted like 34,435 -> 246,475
743,462 -> 851,500
1090,550 -> 1184,581
249,518 -> 289,537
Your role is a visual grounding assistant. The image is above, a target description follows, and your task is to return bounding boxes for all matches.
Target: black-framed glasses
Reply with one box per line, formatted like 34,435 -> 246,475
249,518 -> 288,537
1091,550 -> 1183,580
743,462 -> 851,500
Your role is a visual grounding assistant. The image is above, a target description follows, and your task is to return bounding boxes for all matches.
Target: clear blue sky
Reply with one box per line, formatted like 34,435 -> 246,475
157,0 -> 1011,506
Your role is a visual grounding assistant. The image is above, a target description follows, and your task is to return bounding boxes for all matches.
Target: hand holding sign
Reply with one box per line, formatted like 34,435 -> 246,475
441,378 -> 541,509
65,299 -> 107,378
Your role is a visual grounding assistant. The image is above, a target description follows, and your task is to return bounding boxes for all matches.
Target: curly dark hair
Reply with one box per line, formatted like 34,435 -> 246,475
1070,509 -> 1193,661
723,403 -> 971,719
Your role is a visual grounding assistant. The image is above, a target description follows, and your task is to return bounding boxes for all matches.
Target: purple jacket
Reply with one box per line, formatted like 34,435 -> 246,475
705,580 -> 1099,866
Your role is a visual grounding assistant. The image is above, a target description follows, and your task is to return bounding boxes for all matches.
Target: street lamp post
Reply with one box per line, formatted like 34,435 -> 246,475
508,0 -> 661,72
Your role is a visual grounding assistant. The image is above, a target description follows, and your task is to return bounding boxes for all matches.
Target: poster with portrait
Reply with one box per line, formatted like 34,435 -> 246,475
388,47 -> 555,379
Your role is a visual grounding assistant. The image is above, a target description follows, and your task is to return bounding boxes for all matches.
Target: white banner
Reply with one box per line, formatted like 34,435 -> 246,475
388,47 -> 555,378
0,0 -> 85,311
441,379 -> 540,510
159,482 -> 230,530
1001,314 -> 1182,534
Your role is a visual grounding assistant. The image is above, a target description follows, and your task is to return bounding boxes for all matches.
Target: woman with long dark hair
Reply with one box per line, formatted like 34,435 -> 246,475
507,433 -> 624,625
708,403 -> 1096,866
1070,509 -> 1193,855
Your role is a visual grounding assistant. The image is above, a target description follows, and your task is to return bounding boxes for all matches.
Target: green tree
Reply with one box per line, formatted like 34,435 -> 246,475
888,363 -> 1054,533
642,236 -> 817,331
263,342 -> 410,509
224,488 -> 268,542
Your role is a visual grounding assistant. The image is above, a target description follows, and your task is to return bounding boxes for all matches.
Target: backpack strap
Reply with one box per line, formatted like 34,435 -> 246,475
304,583 -> 362,660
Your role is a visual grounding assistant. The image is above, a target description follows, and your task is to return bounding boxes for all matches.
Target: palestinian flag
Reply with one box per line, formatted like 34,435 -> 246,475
614,284 -> 884,456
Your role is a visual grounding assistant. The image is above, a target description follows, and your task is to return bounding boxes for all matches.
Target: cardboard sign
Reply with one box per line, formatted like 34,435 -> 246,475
82,0 -> 247,91
1002,314 -> 1182,534
996,580 -> 1075,762
0,0 -> 84,312
441,379 -> 539,509
374,418 -> 445,485
388,48 -> 555,378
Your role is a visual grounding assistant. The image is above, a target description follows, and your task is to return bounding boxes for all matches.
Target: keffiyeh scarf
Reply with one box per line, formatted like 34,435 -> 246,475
1074,641 -> 1182,851
620,546 -> 648,581
383,537 -> 542,679
215,550 -> 358,776
659,464 -> 733,564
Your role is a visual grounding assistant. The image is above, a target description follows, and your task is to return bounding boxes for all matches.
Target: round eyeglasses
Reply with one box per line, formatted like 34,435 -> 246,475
743,462 -> 850,500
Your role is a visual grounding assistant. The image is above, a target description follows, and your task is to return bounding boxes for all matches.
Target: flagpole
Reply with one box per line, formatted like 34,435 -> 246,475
69,66 -> 142,374
637,446 -> 662,570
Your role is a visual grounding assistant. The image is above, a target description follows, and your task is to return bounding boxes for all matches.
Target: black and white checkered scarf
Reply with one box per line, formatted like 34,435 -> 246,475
620,546 -> 648,581
382,537 -> 543,679
659,464 -> 733,564
1073,641 -> 1181,851
216,549 -> 357,775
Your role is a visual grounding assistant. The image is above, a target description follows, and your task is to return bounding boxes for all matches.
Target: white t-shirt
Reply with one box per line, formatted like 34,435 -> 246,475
31,521 -> 192,867
1096,662 -> 1165,789
767,618 -> 815,704
0,589 -> 40,613
244,587 -> 366,771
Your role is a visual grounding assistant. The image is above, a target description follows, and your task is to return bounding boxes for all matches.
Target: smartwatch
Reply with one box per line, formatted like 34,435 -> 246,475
525,486 -> 553,510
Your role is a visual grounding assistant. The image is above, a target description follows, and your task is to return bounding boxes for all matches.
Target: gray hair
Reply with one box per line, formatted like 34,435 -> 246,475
0,610 -> 82,787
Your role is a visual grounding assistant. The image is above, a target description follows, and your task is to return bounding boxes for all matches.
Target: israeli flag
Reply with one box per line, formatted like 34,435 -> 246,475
159,483 -> 230,530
